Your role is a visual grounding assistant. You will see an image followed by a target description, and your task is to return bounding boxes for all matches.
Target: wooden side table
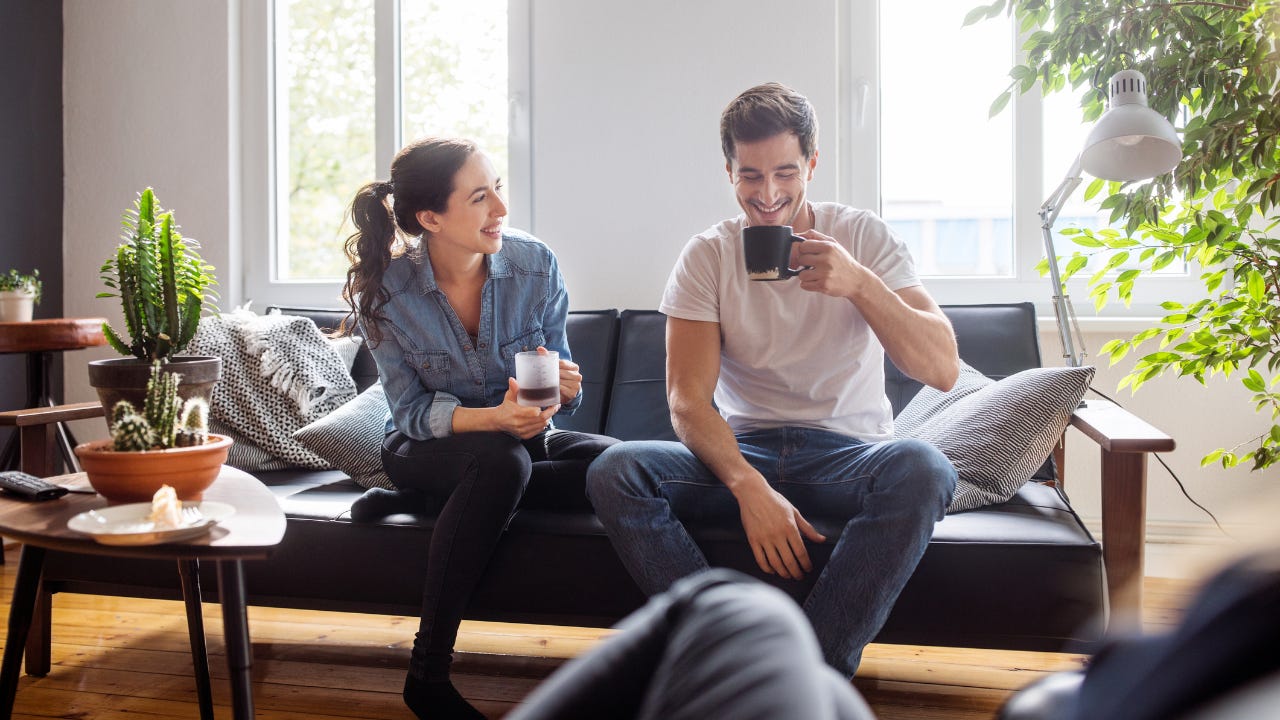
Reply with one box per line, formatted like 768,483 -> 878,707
0,318 -> 107,472
0,466 -> 286,720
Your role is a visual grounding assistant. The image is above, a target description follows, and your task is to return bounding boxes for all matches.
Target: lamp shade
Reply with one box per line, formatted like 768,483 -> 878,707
1079,69 -> 1181,181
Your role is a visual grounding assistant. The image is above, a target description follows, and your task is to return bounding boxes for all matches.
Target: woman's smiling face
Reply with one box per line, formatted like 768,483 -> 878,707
417,152 -> 508,254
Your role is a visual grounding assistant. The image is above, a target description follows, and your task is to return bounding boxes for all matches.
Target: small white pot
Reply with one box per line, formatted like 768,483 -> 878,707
0,290 -> 36,322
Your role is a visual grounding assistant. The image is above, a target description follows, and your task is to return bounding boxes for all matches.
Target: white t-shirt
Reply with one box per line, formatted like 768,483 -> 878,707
659,202 -> 919,442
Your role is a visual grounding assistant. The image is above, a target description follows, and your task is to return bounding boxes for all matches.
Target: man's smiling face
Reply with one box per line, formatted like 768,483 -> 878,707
727,132 -> 817,232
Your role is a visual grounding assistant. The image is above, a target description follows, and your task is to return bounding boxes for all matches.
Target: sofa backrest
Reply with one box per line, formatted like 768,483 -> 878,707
266,302 -> 1042,442
603,310 -> 677,441
598,303 -> 1044,441
551,310 -> 621,435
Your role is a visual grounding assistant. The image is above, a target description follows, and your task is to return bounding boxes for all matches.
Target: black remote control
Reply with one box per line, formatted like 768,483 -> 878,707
0,471 -> 69,501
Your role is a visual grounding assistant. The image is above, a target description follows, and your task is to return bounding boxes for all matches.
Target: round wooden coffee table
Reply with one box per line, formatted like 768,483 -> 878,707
0,466 -> 285,720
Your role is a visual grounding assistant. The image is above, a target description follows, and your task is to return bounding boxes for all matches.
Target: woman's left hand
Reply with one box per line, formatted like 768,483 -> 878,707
558,357 -> 582,406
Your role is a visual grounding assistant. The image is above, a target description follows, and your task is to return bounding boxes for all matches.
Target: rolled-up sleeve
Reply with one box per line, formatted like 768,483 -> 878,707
363,317 -> 457,441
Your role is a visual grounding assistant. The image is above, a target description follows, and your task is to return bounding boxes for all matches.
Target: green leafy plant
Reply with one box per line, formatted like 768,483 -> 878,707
970,0 -> 1280,471
98,188 -> 218,362
0,268 -> 41,304
110,361 -> 210,451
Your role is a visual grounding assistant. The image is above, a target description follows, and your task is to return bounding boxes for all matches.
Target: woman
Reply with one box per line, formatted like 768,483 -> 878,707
342,136 -> 617,720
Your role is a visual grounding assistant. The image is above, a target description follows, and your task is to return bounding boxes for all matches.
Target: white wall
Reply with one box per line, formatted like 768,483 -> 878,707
529,0 -> 841,310
61,1 -> 1276,572
62,0 -> 235,442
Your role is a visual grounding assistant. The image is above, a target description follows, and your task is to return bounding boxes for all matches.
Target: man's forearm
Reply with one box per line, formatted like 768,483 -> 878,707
670,404 -> 764,496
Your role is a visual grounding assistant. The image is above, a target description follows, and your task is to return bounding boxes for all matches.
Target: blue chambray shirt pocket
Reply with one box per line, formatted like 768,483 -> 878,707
499,328 -> 548,379
407,350 -> 453,394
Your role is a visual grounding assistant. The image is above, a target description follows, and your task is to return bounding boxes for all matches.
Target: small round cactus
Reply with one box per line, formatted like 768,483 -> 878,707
108,363 -> 211,451
112,411 -> 156,451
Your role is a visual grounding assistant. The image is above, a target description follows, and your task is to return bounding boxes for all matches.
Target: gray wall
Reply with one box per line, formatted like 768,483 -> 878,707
0,0 -> 63,456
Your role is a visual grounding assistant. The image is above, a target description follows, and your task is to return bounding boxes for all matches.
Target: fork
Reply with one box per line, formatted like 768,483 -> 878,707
181,504 -> 206,527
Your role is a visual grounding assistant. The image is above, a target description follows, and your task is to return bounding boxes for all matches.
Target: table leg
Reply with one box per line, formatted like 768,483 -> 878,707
217,560 -> 255,720
178,559 -> 216,720
1,545 -> 47,714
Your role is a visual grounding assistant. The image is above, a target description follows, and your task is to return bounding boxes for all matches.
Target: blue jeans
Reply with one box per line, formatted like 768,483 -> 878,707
586,427 -> 956,677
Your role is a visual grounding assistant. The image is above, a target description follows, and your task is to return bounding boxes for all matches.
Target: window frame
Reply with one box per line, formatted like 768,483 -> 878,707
240,0 -> 530,309
241,0 -> 1199,319
845,6 -> 1201,321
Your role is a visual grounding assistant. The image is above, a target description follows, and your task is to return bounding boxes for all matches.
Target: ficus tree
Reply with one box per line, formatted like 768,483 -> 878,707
969,0 -> 1280,471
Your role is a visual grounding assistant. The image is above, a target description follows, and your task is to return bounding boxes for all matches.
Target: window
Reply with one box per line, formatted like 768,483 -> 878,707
875,1 -> 1195,315
244,0 -> 526,306
881,0 -> 1013,278
242,0 -> 1193,316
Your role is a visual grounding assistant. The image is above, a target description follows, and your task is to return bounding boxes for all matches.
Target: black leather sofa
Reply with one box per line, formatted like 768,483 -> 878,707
8,302 -> 1178,675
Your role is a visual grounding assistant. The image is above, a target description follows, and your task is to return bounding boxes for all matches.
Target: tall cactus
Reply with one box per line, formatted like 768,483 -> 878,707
98,188 -> 218,362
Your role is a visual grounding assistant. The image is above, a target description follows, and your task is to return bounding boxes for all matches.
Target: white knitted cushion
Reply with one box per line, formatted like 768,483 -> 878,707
293,383 -> 393,489
189,310 -> 357,471
899,365 -> 1095,513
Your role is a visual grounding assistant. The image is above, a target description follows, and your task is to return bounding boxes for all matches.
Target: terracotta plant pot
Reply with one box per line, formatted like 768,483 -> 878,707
73,434 -> 234,503
88,356 -> 222,431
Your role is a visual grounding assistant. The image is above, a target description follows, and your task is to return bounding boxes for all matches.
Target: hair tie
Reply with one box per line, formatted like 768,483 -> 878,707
376,180 -> 394,198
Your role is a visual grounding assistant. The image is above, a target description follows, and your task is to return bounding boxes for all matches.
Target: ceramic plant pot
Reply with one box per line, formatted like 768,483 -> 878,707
0,291 -> 35,322
87,356 -> 222,431
73,434 -> 234,503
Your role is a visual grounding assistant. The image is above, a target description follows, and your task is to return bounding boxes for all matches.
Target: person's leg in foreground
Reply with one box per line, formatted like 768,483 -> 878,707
507,568 -> 875,720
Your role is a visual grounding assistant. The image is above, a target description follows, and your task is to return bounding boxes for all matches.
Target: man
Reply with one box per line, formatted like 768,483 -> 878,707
586,82 -> 960,677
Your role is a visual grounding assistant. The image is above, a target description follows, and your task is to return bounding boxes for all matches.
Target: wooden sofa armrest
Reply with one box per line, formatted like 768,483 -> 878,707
1068,399 -> 1176,625
0,402 -> 105,478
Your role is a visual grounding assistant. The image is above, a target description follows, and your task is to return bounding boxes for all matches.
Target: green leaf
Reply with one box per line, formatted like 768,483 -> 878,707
1083,177 -> 1105,201
1244,370 -> 1266,392
962,4 -> 991,26
1247,269 -> 1266,302
988,91 -> 1012,118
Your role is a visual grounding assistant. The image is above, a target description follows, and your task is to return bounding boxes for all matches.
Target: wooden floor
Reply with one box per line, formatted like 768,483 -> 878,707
0,545 -> 1192,719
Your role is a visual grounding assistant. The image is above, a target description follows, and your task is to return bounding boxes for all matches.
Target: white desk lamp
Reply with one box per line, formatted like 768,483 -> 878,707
1040,69 -> 1182,366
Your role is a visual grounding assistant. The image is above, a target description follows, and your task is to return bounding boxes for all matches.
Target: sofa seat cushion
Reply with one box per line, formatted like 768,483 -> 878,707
244,469 -> 1101,650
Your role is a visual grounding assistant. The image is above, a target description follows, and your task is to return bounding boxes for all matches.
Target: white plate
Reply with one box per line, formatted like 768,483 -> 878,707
67,501 -> 236,546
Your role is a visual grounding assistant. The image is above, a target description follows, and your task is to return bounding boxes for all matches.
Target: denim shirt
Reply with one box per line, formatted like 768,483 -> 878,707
362,230 -> 580,441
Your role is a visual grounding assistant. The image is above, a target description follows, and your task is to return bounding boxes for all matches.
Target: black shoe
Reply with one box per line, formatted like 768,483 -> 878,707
403,675 -> 486,720
349,487 -> 428,522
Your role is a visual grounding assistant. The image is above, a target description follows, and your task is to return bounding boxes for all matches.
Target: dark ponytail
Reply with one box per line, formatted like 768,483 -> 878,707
340,137 -> 477,344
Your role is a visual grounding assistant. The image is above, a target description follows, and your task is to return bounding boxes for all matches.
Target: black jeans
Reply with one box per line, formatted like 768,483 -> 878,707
381,427 -> 618,681
506,569 -> 873,720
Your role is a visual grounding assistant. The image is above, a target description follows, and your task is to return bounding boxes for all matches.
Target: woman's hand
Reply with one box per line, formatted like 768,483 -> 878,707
493,378 -> 559,439
557,355 -> 582,406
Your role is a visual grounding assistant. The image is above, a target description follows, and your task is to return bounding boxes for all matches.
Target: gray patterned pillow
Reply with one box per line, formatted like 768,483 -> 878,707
292,383 -> 393,489
900,365 -> 1095,513
893,362 -> 992,437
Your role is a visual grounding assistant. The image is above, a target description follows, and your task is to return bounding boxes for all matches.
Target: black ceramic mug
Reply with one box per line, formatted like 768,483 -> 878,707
743,225 -> 805,281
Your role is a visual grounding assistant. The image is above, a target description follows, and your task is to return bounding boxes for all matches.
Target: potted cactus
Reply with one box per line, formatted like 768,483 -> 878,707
88,188 -> 222,423
0,268 -> 41,322
75,362 -> 233,502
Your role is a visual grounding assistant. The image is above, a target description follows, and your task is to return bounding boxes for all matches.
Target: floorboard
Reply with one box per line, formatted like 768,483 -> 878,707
0,545 -> 1193,719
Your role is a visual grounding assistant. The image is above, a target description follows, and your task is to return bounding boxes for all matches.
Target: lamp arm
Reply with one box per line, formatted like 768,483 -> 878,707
1040,161 -> 1088,367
